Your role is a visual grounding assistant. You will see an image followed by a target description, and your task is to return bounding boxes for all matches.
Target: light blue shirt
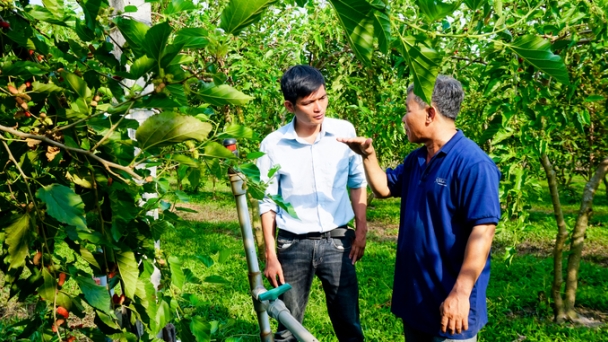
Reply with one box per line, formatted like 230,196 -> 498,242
257,117 -> 367,234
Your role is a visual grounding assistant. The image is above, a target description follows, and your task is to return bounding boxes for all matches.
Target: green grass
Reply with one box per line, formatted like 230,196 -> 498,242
159,179 -> 608,341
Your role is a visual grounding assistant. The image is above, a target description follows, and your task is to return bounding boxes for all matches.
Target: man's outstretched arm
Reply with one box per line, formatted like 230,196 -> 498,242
338,137 -> 391,198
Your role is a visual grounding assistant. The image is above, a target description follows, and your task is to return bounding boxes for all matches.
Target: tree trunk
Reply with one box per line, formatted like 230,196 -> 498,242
539,153 -> 569,322
604,176 -> 608,200
248,193 -> 266,262
563,157 -> 608,320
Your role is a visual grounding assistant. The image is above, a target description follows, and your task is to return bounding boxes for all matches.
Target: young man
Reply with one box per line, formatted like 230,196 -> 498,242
257,65 -> 367,342
339,75 -> 500,342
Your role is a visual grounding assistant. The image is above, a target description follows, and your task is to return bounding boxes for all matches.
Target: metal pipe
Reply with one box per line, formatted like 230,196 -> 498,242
229,172 -> 273,342
268,300 -> 319,342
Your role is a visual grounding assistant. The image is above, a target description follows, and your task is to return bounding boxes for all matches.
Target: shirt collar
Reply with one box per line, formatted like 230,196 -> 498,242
439,129 -> 464,155
282,117 -> 298,140
417,130 -> 464,167
282,117 -> 337,142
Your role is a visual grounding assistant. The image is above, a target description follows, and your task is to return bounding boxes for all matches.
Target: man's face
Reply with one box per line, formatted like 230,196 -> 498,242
403,93 -> 428,143
285,85 -> 328,128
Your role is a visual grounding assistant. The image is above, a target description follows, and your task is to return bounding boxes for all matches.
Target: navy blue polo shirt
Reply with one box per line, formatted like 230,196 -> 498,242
387,130 -> 501,339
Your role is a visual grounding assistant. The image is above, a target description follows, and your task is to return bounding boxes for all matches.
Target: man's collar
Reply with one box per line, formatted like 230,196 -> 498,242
283,117 -> 298,140
438,129 -> 464,155
282,117 -> 336,141
417,130 -> 464,166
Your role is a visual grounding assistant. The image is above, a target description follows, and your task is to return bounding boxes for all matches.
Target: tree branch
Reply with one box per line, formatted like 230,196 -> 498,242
52,111 -> 108,133
0,124 -> 142,181
451,56 -> 487,65
1,140 -> 37,207
91,101 -> 135,151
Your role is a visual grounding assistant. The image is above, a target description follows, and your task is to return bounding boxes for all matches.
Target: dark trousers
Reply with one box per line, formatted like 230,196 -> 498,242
403,320 -> 477,342
274,232 -> 364,342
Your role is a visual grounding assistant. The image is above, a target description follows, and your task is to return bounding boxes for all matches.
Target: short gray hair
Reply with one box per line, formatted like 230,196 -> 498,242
407,75 -> 464,120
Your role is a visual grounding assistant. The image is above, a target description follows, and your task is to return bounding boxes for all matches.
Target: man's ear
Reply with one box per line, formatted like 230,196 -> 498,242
426,105 -> 436,123
284,100 -> 296,113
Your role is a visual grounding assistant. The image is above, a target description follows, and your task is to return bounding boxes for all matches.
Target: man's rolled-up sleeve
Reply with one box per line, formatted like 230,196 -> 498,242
257,141 -> 279,215
386,163 -> 406,198
347,125 -> 367,189
459,161 -> 501,226
348,152 -> 367,189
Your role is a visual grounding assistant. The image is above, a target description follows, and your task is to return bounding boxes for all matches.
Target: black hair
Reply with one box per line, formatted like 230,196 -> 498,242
280,65 -> 326,104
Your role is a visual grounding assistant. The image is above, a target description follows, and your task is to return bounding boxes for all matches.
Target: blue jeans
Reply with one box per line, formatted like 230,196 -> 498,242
274,232 -> 364,342
403,320 -> 477,342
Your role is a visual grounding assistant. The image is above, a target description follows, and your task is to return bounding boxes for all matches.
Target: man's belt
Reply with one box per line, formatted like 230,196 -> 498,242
278,226 -> 352,240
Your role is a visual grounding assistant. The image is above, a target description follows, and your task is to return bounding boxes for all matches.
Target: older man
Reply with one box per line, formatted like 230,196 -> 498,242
339,75 -> 500,341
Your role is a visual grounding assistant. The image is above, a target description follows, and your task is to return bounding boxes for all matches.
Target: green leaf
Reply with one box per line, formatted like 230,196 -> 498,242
82,0 -> 106,30
75,18 -> 96,41
203,142 -> 237,159
164,0 -> 197,14
328,0 -> 376,65
4,213 -> 32,270
114,17 -> 149,57
116,248 -> 139,299
174,28 -> 209,49
76,276 -> 111,313
196,255 -> 214,268
36,184 -> 87,229
203,275 -> 229,284
96,310 -> 121,329
372,9 -> 391,54
169,256 -> 185,291
144,22 -> 172,61
42,0 -> 65,19
78,247 -> 102,272
503,35 -> 570,85
198,83 -> 254,106
464,0 -> 486,10
124,5 -> 138,12
26,6 -> 68,26
165,84 -> 188,106
218,124 -> 253,139
218,249 -> 232,264
219,0 -> 276,35
238,162 -> 260,182
269,194 -> 299,219
267,165 -> 280,179
181,319 -> 197,342
61,71 -> 89,99
395,35 -> 441,104
212,72 -> 228,85
176,207 -> 197,213
150,220 -> 174,241
56,291 -> 74,312
154,300 -> 172,335
136,112 -> 213,150
584,95 -> 605,102
247,151 -> 265,159
108,332 -> 139,342
493,0 -> 502,16
140,94 -> 182,108
416,0 -> 460,22
168,154 -> 200,167
38,267 -> 57,301
129,56 -> 155,79
190,317 -> 211,342
1,61 -> 47,77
